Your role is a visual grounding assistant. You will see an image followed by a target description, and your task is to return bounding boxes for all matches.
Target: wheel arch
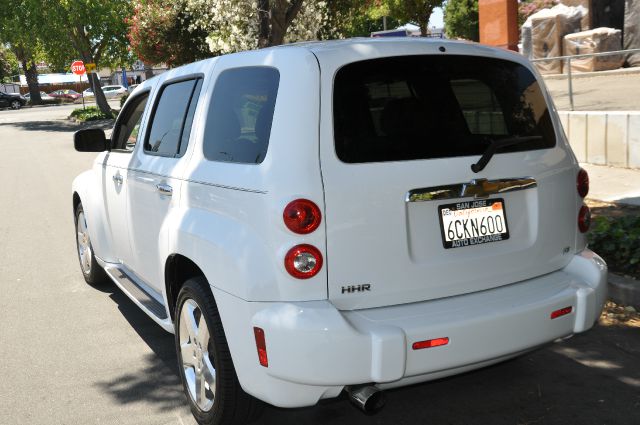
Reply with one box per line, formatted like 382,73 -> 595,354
165,254 -> 207,322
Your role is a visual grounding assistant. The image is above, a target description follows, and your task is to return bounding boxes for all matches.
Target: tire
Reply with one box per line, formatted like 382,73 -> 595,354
175,277 -> 263,425
75,203 -> 108,286
11,100 -> 21,110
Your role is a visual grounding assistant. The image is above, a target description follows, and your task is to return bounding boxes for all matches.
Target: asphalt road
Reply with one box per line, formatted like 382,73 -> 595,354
0,104 -> 639,425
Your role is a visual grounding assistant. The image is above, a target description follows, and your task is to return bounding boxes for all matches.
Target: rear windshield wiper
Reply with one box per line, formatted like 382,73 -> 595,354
471,136 -> 543,173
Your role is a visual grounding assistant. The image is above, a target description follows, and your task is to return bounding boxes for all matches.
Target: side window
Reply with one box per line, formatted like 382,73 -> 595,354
145,78 -> 203,157
203,67 -> 280,164
112,92 -> 150,152
451,79 -> 508,135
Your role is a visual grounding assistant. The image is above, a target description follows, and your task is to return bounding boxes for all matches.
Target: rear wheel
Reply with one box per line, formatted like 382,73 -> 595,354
175,277 -> 262,425
10,100 -> 21,110
75,204 -> 108,286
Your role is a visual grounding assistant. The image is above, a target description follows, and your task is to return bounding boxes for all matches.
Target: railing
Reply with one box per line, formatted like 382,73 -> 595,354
531,48 -> 640,111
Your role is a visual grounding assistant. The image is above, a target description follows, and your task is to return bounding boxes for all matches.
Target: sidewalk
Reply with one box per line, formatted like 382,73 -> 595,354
581,163 -> 640,206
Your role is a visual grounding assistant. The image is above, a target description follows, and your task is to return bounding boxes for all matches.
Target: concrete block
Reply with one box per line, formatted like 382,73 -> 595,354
629,114 -> 640,169
586,113 -> 607,165
606,113 -> 628,167
568,113 -> 587,162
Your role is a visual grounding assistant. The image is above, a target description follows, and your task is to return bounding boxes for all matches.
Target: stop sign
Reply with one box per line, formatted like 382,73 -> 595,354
71,60 -> 85,75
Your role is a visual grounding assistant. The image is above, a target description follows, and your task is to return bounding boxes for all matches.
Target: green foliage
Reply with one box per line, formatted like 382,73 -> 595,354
128,0 -> 210,66
120,93 -> 129,107
70,106 -> 113,121
0,46 -> 20,82
386,0 -> 444,35
324,0 -> 401,38
589,216 -> 640,278
444,0 -> 478,41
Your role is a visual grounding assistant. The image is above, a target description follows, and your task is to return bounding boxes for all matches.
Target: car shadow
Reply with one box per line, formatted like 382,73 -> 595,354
94,282 -> 640,425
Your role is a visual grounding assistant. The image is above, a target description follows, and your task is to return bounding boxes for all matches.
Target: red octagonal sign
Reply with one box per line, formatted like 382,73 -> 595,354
71,60 -> 85,75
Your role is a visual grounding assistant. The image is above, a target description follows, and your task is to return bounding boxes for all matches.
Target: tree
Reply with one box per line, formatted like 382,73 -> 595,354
0,46 -> 20,83
0,0 -> 45,103
42,0 -> 134,116
323,0 -> 401,38
128,0 -> 210,66
186,0 -> 328,54
444,0 -> 479,41
386,0 -> 445,36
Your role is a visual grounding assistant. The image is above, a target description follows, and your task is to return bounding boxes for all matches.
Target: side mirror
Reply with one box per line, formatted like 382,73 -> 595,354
74,128 -> 109,152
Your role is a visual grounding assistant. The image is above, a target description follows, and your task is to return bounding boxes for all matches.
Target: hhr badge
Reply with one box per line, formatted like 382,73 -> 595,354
341,284 -> 371,294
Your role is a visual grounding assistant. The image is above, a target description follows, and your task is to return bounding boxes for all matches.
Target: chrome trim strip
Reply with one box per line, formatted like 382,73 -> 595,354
406,177 -> 537,202
126,168 -> 268,194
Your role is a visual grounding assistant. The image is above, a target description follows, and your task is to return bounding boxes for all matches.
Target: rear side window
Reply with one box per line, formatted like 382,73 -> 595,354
145,78 -> 203,157
203,67 -> 279,164
333,55 -> 556,163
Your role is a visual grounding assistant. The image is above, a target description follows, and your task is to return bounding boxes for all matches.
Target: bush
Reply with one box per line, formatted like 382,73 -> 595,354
120,93 -> 129,107
70,106 -> 113,122
588,215 -> 640,278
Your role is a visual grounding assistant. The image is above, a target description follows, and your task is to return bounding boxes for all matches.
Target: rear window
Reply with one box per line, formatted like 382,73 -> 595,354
203,67 -> 279,164
333,55 -> 556,163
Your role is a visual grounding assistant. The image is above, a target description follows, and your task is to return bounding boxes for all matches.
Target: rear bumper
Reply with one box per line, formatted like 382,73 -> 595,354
213,249 -> 607,408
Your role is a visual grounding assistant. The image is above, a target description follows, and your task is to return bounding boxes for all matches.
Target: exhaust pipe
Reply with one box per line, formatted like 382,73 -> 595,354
346,385 -> 385,414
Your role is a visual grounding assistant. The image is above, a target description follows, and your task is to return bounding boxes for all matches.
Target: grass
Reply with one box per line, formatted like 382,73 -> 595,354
70,106 -> 113,122
588,215 -> 640,279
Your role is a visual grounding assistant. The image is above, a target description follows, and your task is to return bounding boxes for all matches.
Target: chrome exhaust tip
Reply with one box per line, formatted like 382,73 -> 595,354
345,385 -> 385,414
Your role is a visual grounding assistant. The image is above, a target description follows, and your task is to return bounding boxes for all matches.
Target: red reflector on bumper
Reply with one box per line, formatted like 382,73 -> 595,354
412,337 -> 449,350
253,327 -> 268,367
551,306 -> 573,319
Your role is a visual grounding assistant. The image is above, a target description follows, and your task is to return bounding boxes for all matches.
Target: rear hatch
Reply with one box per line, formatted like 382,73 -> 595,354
319,51 -> 578,310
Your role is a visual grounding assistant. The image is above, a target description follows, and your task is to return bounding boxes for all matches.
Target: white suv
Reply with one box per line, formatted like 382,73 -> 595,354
72,38 -> 607,425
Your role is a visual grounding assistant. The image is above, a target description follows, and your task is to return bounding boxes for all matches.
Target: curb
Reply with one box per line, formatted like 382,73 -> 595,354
608,273 -> 640,310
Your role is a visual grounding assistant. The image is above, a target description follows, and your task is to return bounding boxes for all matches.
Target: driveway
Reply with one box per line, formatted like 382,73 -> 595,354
0,105 -> 638,425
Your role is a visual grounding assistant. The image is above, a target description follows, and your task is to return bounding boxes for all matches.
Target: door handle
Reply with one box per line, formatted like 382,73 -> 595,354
112,174 -> 123,184
156,183 -> 173,196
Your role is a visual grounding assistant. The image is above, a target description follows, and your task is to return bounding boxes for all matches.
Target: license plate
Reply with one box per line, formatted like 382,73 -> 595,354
438,198 -> 509,249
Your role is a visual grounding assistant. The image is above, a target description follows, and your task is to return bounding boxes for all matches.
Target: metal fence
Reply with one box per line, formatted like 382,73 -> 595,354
531,48 -> 640,111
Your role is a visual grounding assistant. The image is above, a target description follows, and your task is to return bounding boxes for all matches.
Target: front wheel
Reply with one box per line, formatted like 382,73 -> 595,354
10,100 -> 21,110
175,278 -> 262,425
75,204 -> 108,286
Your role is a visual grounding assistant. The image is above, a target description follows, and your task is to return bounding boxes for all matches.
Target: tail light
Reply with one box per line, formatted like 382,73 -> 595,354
284,244 -> 323,279
283,199 -> 321,234
577,168 -> 589,198
578,204 -> 591,233
253,327 -> 268,367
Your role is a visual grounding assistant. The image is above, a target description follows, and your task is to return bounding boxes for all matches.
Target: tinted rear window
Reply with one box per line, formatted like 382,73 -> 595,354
203,67 -> 279,164
333,55 -> 556,163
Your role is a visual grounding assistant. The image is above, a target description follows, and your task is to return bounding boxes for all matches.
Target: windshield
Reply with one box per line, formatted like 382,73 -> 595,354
333,55 -> 556,163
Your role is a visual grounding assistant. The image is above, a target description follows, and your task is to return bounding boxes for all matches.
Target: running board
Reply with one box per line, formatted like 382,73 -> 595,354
103,265 -> 169,320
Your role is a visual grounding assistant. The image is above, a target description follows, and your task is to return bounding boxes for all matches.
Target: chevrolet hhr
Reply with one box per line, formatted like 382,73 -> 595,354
72,38 -> 607,425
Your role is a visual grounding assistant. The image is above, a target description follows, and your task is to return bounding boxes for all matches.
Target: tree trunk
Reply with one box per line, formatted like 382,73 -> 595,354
88,72 -> 111,116
21,59 -> 41,105
258,0 -> 271,48
143,61 -> 154,80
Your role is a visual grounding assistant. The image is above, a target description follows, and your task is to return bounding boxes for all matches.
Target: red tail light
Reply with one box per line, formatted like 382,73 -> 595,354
284,244 -> 323,279
578,204 -> 591,233
283,199 -> 321,234
551,306 -> 573,319
577,168 -> 589,198
412,337 -> 449,350
253,327 -> 268,367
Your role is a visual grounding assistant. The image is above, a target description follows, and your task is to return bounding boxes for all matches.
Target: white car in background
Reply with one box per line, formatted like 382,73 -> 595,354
83,85 -> 127,98
71,39 -> 607,425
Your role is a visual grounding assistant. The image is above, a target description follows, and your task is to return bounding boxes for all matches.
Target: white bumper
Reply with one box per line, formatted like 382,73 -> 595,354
213,249 -> 607,408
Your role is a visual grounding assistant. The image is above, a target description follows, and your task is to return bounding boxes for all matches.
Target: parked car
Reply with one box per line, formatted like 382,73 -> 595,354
0,91 -> 27,109
72,39 -> 607,425
83,85 -> 127,98
49,89 -> 81,100
127,83 -> 140,93
24,91 -> 56,104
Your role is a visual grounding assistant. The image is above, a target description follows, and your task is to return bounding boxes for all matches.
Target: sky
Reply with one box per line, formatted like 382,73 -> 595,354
430,7 -> 444,29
